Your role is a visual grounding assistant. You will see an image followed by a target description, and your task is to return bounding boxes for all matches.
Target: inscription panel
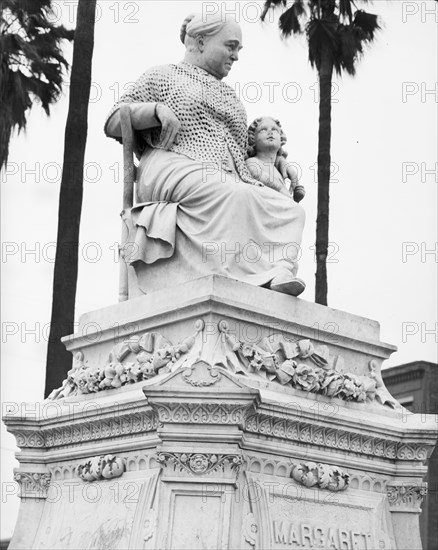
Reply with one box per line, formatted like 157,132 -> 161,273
170,494 -> 222,549
31,473 -> 154,549
246,473 -> 394,550
271,492 -> 388,549
158,483 -> 233,550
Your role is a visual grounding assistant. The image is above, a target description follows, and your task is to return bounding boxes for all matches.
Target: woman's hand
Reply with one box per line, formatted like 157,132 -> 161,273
155,103 -> 181,149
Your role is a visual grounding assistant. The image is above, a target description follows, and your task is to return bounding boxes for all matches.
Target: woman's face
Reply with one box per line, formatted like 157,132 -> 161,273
200,21 -> 243,79
254,118 -> 282,153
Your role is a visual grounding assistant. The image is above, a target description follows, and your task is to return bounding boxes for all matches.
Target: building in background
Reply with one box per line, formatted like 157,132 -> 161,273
382,361 -> 438,550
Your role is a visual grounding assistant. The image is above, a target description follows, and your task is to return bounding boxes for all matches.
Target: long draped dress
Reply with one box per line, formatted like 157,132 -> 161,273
105,62 -> 305,297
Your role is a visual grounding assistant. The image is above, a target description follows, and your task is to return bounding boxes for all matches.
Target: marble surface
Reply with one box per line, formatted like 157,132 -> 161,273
3,277 -> 436,549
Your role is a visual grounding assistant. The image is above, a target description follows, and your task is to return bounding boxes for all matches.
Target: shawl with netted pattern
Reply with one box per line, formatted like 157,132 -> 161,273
104,61 -> 258,184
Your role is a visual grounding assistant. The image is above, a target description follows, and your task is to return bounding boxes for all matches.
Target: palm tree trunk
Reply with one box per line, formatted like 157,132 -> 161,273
315,48 -> 333,306
44,0 -> 97,397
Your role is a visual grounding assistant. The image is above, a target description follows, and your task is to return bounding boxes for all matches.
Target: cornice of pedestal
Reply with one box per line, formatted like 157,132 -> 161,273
4,360 -> 436,477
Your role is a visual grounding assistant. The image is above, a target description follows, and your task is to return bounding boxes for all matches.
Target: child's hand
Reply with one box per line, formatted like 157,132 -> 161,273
293,185 -> 305,203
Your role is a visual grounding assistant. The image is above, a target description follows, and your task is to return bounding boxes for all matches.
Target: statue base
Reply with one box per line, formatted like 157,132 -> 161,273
4,276 -> 437,550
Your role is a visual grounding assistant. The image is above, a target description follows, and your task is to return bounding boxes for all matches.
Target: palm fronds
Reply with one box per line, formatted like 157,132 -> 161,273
279,0 -> 307,36
0,0 -> 74,167
262,0 -> 381,305
262,0 -> 381,69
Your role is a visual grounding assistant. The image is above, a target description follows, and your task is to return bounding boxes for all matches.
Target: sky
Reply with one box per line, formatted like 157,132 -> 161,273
1,0 -> 437,540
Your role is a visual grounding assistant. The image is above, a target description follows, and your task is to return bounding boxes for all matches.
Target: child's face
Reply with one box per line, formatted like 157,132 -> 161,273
254,118 -> 282,153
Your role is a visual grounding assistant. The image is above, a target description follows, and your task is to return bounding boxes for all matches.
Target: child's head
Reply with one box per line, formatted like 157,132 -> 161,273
247,116 -> 287,158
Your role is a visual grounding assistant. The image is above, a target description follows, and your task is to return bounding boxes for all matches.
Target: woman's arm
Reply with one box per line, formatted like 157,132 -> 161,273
104,66 -> 181,149
105,103 -> 160,138
106,102 -> 181,150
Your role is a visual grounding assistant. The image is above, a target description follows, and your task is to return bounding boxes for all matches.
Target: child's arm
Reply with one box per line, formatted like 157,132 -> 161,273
276,157 -> 306,202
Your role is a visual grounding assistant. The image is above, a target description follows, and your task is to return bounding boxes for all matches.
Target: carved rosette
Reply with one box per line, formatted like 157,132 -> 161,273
290,461 -> 350,491
14,472 -> 51,499
387,483 -> 427,511
181,360 -> 221,387
143,509 -> 157,542
77,454 -> 125,481
243,512 -> 258,546
156,452 -> 243,476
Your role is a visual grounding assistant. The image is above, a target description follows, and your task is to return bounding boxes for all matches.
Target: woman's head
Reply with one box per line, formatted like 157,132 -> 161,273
181,13 -> 242,79
247,117 -> 287,158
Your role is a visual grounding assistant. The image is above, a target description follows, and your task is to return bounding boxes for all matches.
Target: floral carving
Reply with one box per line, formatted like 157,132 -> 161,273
217,325 -> 388,406
189,454 -> 210,473
48,321 -> 204,399
156,452 -> 243,476
290,461 -> 350,491
14,472 -> 51,498
47,318 -> 397,410
387,484 -> 427,508
77,454 -> 125,481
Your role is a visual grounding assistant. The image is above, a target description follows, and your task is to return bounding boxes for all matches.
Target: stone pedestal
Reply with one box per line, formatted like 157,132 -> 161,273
4,276 -> 437,550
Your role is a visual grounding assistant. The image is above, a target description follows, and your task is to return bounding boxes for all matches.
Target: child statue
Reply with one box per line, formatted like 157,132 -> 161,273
245,117 -> 305,202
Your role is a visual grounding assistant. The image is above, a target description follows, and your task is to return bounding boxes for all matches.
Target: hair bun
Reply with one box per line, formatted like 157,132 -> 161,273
180,14 -> 195,44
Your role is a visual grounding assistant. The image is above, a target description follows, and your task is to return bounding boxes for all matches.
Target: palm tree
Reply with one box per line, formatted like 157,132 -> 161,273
262,0 -> 380,305
0,0 -> 74,168
44,0 -> 97,397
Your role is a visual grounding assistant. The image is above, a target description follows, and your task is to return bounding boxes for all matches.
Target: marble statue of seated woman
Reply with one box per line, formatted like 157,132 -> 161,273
104,12 -> 306,299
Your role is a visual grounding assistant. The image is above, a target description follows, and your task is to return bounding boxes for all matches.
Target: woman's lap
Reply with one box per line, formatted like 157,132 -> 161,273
130,149 -> 305,294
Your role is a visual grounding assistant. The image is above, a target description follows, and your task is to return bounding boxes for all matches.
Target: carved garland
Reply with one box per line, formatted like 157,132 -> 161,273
217,322 -> 397,408
48,318 -> 397,410
77,454 -> 125,481
48,320 -> 205,399
290,461 -> 350,491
